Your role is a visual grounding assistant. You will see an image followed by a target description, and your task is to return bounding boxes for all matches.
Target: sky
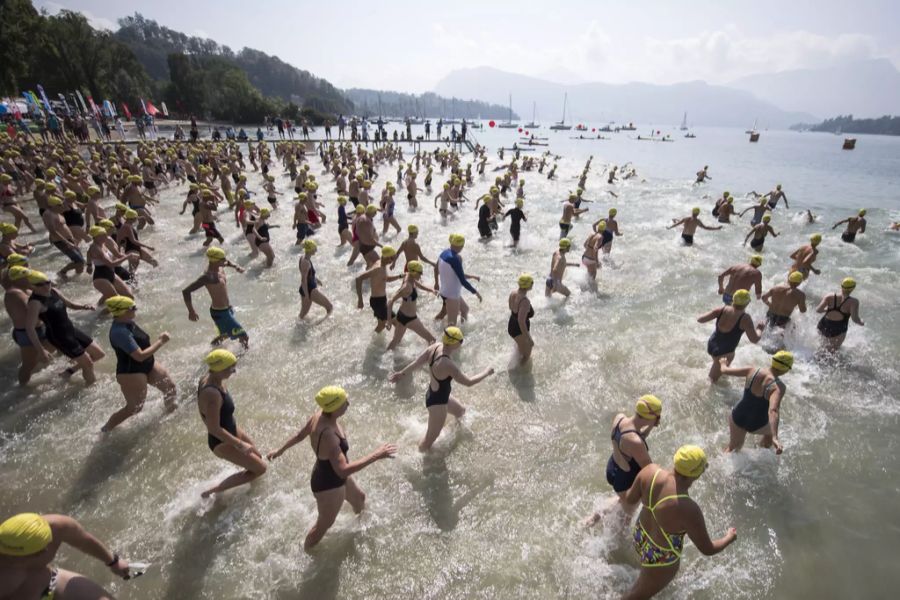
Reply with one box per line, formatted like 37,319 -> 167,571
36,0 -> 900,91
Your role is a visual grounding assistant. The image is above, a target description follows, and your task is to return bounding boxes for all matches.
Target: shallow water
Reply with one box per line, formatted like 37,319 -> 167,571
2,125 -> 900,599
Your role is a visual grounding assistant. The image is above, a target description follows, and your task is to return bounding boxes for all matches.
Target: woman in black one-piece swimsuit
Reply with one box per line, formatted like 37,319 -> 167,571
266,385 -> 397,551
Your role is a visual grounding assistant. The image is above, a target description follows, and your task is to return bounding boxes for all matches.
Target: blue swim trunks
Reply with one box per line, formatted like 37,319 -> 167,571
722,293 -> 733,305
210,306 -> 246,339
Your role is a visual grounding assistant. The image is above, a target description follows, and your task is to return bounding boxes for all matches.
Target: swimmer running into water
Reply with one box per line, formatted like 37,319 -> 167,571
698,290 -> 763,383
668,207 -> 722,245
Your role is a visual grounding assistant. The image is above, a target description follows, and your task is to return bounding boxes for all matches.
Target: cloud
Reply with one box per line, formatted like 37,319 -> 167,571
35,0 -> 117,31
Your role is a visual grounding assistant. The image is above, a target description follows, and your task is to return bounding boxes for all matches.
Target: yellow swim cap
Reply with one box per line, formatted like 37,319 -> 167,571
568,193 -> 577,201
559,238 -> 572,250
788,271 -> 803,284
0,513 -> 52,556
674,445 -> 707,478
7,266 -> 30,281
365,204 -> 378,215
380,245 -> 397,258
99,219 -> 114,230
442,326 -> 464,345
449,233 -> 465,247
518,273 -> 534,289
206,247 -> 226,261
841,277 -> 856,290
47,196 -> 63,207
723,191 -> 730,198
88,225 -> 106,238
609,208 -> 617,217
260,208 -> 271,217
732,289 -> 751,307
771,350 -> 794,372
408,224 -> 418,234
407,260 -> 424,274
87,186 -> 100,195
354,204 -> 365,214
762,213 -> 771,223
0,174 -> 11,183
6,253 -> 27,266
26,270 -> 49,284
516,199 -> 524,208
124,209 -> 138,221
858,209 -> 867,216
636,395 -> 662,419
105,295 -> 136,316
692,207 -> 701,215
303,239 -> 317,253
63,190 -> 76,199
205,349 -> 237,372
596,220 -> 607,232
315,385 -> 348,413
337,196 -> 347,205
0,223 -> 17,235
750,255 -> 763,267
810,233 -> 822,246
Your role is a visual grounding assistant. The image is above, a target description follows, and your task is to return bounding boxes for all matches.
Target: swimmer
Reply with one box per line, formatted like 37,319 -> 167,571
251,208 -> 278,267
545,238 -> 579,298
788,234 -> 822,280
559,193 -> 589,239
25,270 -> 104,385
743,213 -> 778,250
698,290 -> 762,382
612,446 -> 737,599
759,271 -> 807,339
598,207 -> 622,254
832,209 -> 867,244
764,184 -> 788,210
386,260 -> 437,351
739,197 -> 769,226
581,225 -> 604,286
396,225 -> 437,274
695,165 -> 711,184
667,207 -> 722,245
298,239 -> 333,319
102,295 -> 176,432
716,197 -> 735,223
42,196 -> 86,278
717,256 -> 763,304
815,277 -> 864,352
182,247 -> 250,348
4,266 -> 53,385
389,327 -> 494,452
720,351 -> 793,454
355,245 -> 399,333
585,395 -> 663,526
0,512 -> 133,599
335,196 -> 353,246
435,234 -> 482,326
507,274 -> 535,363
266,386 -> 397,551
197,350 -> 267,498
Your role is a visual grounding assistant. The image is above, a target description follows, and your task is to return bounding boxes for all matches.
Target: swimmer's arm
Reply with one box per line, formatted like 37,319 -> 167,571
684,504 -> 736,555
697,308 -> 721,323
754,276 -> 762,299
767,386 -> 784,451
761,288 -> 773,307
25,300 -> 47,351
355,268 -> 377,305
769,226 -> 779,238
782,193 -> 789,208
860,220 -> 866,234
850,300 -> 864,326
449,362 -> 495,387
743,315 -> 762,343
667,218 -> 686,230
55,289 -> 93,311
832,218 -> 849,229
329,436 -> 396,479
54,515 -> 123,570
299,261 -> 311,294
698,220 -> 722,231
717,269 -> 731,292
414,281 -> 438,295
626,436 -> 652,469
389,347 -> 431,381
718,364 -> 754,378
815,295 -> 832,313
267,416 -> 313,460
621,468 -> 647,508
738,207 -> 752,217
181,276 -> 207,318
742,229 -> 754,245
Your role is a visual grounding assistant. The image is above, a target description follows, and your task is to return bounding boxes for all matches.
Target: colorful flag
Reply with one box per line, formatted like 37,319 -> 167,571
57,93 -> 71,114
139,98 -> 148,116
160,102 -> 169,117
75,90 -> 89,114
121,102 -> 132,120
36,85 -> 54,113
145,101 -> 159,116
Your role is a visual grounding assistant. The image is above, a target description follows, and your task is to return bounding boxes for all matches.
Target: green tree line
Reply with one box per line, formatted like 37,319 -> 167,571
809,115 -> 900,136
344,89 -> 516,120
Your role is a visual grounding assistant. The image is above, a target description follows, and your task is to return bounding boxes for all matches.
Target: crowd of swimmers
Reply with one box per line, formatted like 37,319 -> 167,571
0,129 -> 881,599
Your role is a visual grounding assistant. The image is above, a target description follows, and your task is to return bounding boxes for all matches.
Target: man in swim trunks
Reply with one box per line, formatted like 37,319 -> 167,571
789,234 -> 822,280
599,207 -> 622,254
743,213 -> 777,250
832,209 -> 867,244
695,165 -> 711,184
760,271 -> 807,331
182,247 -> 249,348
0,512 -> 132,600
558,193 -> 588,239
355,205 -> 381,268
668,207 -> 722,245
764,184 -> 788,210
4,266 -> 52,385
717,255 -> 763,305
355,245 -> 400,333
546,238 -> 579,298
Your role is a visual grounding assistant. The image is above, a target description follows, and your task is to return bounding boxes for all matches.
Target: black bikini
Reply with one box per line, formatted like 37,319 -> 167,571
396,286 -> 418,326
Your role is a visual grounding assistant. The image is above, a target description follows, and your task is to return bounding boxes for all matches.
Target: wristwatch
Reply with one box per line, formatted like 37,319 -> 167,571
106,553 -> 119,566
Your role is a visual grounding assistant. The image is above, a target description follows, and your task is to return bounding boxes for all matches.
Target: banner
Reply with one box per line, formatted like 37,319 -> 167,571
145,101 -> 159,116
103,100 -> 116,117
36,84 -> 54,113
160,102 -> 169,117
57,93 -> 71,114
139,98 -> 148,116
87,96 -> 101,117
75,90 -> 89,114
121,102 -> 132,120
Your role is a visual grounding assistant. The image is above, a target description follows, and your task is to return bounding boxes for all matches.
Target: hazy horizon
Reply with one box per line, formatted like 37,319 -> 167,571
36,0 -> 900,93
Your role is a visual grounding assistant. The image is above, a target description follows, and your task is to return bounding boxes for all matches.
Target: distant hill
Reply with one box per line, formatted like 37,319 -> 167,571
344,89 -> 515,120
730,59 -> 900,120
115,13 -> 353,114
435,67 -> 815,128
795,115 -> 900,136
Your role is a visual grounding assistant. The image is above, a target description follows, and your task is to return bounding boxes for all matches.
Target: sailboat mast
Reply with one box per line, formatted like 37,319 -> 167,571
561,93 -> 567,124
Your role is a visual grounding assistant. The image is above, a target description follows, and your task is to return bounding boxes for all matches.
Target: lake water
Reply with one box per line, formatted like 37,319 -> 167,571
2,124 -> 899,599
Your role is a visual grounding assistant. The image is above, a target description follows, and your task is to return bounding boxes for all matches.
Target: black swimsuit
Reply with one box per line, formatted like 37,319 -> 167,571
507,297 -> 534,338
396,286 -> 418,326
605,417 -> 647,492
199,382 -> 238,451
31,290 -> 93,359
310,430 -> 349,493
424,348 -> 452,407
817,295 -> 852,338
111,322 -> 154,375
707,310 -> 746,356
731,369 -> 779,432
299,259 -> 317,297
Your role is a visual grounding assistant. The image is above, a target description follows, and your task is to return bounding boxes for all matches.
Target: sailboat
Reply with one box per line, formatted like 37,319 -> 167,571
524,101 -> 540,129
745,118 -> 758,134
747,117 -> 760,142
680,112 -> 688,131
549,93 -> 572,130
498,93 -> 518,128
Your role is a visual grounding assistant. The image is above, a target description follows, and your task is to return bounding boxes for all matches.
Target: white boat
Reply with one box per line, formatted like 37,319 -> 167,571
745,118 -> 758,134
549,93 -> 572,131
524,101 -> 540,129
498,93 -> 518,128
680,112 -> 688,131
